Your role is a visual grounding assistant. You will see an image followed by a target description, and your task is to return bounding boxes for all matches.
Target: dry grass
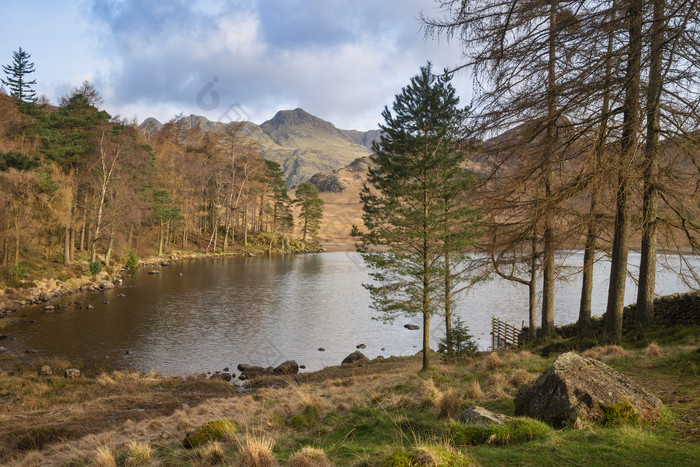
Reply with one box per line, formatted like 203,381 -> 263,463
438,389 -> 463,418
125,440 -> 152,466
198,441 -> 227,465
645,342 -> 662,357
508,369 -> 535,388
287,446 -> 331,467
94,445 -> 117,467
235,433 -> 277,467
468,379 -> 484,401
487,373 -> 509,399
485,352 -> 503,370
416,378 -> 442,407
583,345 -> 628,360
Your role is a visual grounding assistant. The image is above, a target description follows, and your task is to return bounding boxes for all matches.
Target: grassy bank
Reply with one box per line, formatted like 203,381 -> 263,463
1,325 -> 698,466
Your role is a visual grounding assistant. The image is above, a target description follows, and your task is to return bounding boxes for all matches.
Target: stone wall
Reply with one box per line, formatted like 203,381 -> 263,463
521,290 -> 699,341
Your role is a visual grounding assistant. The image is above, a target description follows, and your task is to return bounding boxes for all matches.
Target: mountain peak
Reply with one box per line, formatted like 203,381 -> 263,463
261,108 -> 337,133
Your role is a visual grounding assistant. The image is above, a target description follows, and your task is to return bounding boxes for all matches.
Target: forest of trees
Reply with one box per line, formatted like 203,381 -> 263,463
0,48 -> 320,287
423,0 -> 700,343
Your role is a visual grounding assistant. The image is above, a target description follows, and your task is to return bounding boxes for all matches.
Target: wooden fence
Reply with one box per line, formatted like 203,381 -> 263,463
491,316 -> 521,350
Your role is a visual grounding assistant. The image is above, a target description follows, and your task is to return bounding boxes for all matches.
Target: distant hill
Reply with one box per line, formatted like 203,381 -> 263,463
139,108 -> 380,187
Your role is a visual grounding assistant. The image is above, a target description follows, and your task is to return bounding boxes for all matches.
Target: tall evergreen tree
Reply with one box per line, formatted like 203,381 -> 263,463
294,182 -> 323,242
2,47 -> 37,104
359,63 -> 477,371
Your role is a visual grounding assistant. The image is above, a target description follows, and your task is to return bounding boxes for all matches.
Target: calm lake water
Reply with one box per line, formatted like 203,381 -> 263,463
4,251 -> 697,376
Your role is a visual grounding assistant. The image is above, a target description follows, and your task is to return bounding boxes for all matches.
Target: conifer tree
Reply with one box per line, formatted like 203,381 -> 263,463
1,47 -> 37,104
294,182 -> 323,242
359,63 -> 477,371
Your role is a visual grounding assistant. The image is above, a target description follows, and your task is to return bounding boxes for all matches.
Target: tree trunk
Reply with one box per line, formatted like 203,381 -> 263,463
127,225 -> 134,249
540,0 -> 558,337
104,232 -> 114,265
158,221 -> 164,257
63,224 -> 72,265
2,239 -> 8,266
579,5 -> 614,337
444,251 -> 452,354
243,207 -> 248,246
637,0 -> 664,334
529,238 -> 538,340
182,228 -> 187,250
70,228 -> 75,263
605,0 -> 643,343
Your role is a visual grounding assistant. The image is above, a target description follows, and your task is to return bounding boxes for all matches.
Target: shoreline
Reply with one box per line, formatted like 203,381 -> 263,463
0,244 -> 324,314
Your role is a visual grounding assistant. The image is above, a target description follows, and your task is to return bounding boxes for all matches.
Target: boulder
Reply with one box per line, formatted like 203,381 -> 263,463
342,350 -> 369,365
272,360 -> 299,375
44,305 -> 55,311
459,406 -> 511,426
65,368 -> 81,379
318,348 -> 325,351
356,343 -> 366,349
404,324 -> 419,330
147,270 -> 160,275
514,352 -> 662,425
237,363 -> 273,379
39,365 -> 52,376
209,372 -> 233,382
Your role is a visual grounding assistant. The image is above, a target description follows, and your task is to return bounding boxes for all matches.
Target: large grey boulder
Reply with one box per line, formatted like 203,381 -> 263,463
459,406 -> 511,426
237,363 -> 273,379
514,352 -> 662,425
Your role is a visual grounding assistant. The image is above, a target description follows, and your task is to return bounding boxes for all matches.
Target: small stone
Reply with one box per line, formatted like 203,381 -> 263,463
223,367 -> 229,372
300,365 -> 306,369
404,324 -> 420,330
318,347 -> 325,351
148,270 -> 160,275
459,406 -> 511,426
356,343 -> 366,349
118,293 -> 126,297
65,368 -> 81,379
86,305 -> 94,310
103,301 -> 110,304
44,305 -> 55,311
125,350 -> 131,355
40,365 -> 52,376
25,349 -> 39,354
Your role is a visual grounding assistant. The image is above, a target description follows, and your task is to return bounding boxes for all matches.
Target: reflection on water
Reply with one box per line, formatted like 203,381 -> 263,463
6,251 -> 697,376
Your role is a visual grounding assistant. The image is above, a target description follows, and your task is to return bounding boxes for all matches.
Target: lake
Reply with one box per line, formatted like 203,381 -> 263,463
4,251 -> 697,376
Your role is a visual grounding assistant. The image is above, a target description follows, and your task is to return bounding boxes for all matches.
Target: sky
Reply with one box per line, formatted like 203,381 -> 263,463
1,0 -> 472,131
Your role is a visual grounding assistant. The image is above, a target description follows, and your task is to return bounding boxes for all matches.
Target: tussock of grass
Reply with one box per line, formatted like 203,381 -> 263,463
381,443 -> 473,466
508,369 -> 534,388
416,378 -> 442,407
125,440 -> 152,466
235,433 -> 276,467
197,440 -> 227,465
450,417 -> 552,446
485,352 -> 502,370
645,342 -> 662,357
438,389 -> 462,419
468,379 -> 484,401
583,345 -> 628,360
287,446 -> 330,467
93,445 -> 117,467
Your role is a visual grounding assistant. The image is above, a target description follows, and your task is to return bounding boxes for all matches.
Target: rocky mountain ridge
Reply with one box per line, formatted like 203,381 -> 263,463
140,108 -> 381,187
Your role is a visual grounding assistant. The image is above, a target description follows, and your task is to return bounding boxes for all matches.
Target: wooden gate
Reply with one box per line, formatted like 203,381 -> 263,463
491,316 -> 520,350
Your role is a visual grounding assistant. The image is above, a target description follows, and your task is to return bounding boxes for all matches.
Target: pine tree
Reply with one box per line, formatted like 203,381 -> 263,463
294,182 -> 323,242
359,63 -> 477,371
1,47 -> 37,104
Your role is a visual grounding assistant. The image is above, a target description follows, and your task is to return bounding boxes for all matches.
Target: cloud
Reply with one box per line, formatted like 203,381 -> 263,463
87,0 -> 471,130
